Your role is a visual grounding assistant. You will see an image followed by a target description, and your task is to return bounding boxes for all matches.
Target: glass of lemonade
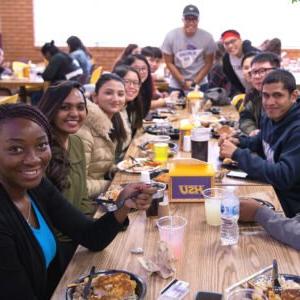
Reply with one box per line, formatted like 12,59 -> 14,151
203,188 -> 226,226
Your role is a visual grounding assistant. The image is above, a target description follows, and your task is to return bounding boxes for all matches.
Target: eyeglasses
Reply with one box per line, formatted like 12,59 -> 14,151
223,38 -> 238,47
123,79 -> 140,87
134,66 -> 148,73
250,67 -> 276,77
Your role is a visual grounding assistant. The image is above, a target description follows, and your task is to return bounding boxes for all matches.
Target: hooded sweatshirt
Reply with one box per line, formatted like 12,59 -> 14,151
233,101 -> 300,217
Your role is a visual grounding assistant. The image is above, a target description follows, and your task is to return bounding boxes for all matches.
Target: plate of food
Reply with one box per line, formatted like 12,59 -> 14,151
117,158 -> 161,173
94,185 -> 124,212
66,269 -> 146,300
212,125 -> 236,138
248,274 -> 300,299
152,172 -> 170,185
144,125 -> 180,140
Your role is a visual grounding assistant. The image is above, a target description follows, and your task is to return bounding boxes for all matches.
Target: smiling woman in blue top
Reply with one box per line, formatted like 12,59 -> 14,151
0,103 -> 155,300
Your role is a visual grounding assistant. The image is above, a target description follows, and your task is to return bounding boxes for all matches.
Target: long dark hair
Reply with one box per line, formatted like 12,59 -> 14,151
113,64 -> 143,130
94,73 -> 127,143
116,54 -> 153,118
66,35 -> 92,58
38,80 -> 87,191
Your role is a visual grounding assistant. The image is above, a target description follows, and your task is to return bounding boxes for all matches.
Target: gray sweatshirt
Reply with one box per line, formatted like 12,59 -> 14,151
255,207 -> 300,250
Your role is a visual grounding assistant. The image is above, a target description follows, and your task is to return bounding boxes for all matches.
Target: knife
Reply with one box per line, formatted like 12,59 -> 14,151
82,265 -> 96,299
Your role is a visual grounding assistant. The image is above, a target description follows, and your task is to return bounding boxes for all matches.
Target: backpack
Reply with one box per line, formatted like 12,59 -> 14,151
204,87 -> 230,106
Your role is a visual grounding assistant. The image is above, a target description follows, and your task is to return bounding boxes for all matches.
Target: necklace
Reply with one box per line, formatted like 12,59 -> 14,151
26,197 -> 32,224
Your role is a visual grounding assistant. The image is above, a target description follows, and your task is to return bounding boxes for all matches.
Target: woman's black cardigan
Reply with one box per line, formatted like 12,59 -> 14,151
0,178 -> 128,300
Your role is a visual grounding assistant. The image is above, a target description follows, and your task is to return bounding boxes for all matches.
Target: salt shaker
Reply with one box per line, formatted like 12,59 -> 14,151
183,135 -> 191,152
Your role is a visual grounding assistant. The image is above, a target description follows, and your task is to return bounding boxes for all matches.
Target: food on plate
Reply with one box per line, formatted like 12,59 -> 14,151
71,272 -> 137,300
153,172 -> 170,184
199,115 -> 219,127
144,160 -> 161,167
248,275 -> 300,300
217,125 -> 234,136
223,158 -> 237,165
104,185 -> 123,201
119,158 -> 161,173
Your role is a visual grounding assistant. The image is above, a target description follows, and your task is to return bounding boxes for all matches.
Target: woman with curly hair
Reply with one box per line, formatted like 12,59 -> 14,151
38,80 -> 92,268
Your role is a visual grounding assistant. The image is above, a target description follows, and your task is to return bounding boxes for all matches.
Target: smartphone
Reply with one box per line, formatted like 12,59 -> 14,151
195,291 -> 223,300
158,279 -> 189,300
226,170 -> 248,179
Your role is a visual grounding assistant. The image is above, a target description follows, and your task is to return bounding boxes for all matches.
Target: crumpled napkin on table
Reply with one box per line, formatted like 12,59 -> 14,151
138,241 -> 176,279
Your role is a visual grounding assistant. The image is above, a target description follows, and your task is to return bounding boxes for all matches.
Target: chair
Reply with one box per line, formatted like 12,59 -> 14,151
231,93 -> 245,113
0,94 -> 19,105
89,66 -> 103,85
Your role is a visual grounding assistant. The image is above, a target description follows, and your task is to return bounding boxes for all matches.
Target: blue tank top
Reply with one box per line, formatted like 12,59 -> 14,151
29,199 -> 57,268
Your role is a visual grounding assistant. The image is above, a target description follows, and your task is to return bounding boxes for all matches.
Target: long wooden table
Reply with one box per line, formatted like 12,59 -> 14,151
51,105 -> 300,299
52,184 -> 300,299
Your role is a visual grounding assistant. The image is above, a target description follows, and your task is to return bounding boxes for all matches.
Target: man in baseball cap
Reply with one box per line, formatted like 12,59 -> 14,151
182,4 -> 199,18
161,4 -> 216,96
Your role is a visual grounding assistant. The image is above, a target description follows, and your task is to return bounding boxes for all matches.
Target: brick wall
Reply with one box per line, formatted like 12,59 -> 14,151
0,0 -> 123,72
0,0 -> 300,72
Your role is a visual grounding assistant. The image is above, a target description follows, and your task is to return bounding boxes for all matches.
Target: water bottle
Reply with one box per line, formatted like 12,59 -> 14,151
220,192 -> 240,245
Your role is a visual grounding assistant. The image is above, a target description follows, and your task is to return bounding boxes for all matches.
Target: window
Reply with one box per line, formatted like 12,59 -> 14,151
33,0 -> 300,48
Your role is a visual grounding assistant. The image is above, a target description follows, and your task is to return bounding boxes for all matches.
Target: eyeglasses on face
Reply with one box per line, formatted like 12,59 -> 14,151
250,67 -> 276,77
123,79 -> 140,87
223,38 -> 238,47
134,66 -> 148,73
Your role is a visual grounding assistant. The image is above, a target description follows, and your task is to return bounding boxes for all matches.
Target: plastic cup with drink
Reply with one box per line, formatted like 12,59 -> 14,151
154,142 -> 169,163
156,215 -> 187,260
202,188 -> 226,226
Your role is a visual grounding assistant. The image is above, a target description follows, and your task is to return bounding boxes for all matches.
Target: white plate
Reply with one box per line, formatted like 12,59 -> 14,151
117,158 -> 161,174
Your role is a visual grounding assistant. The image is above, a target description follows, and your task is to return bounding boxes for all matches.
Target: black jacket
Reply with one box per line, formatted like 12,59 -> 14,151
223,40 -> 258,96
42,52 -> 82,83
0,178 -> 128,300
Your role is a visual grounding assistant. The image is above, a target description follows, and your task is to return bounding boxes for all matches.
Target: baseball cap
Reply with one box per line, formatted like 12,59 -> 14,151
183,4 -> 199,18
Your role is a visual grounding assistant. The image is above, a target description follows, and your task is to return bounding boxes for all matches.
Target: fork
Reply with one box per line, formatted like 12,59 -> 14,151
272,259 -> 282,296
82,265 -> 96,299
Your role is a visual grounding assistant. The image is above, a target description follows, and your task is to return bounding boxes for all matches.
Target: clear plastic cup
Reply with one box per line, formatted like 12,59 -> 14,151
226,288 -> 267,300
203,188 -> 226,226
156,215 -> 187,259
